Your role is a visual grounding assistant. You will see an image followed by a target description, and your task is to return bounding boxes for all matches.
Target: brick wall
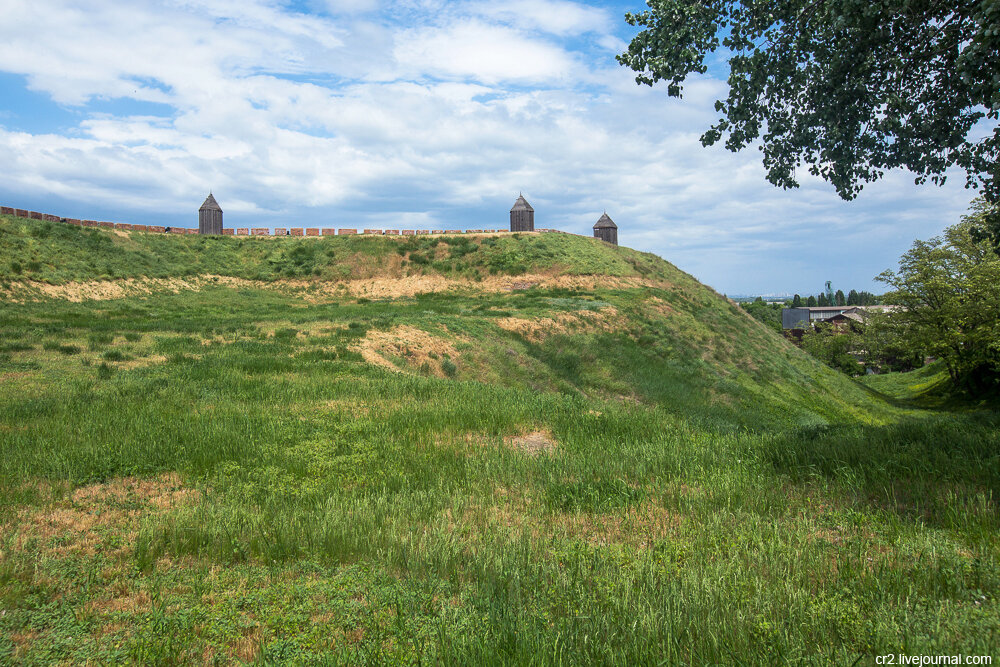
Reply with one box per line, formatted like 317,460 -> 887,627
364,229 -> 381,234
0,206 -> 13,215
236,228 -> 249,235
306,228 -> 320,236
251,228 -> 269,236
338,229 -> 357,235
322,229 -> 336,235
291,228 -> 304,236
148,225 -> 166,233
222,229 -> 234,235
274,228 -> 288,236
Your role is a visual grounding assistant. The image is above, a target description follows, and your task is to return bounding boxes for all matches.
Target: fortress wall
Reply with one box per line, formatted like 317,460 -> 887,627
2,204 -> 560,239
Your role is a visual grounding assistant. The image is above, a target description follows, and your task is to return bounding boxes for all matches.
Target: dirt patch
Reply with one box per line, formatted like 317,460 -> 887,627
354,325 -> 463,377
0,275 -> 263,303
495,306 -> 620,342
0,273 -> 667,303
504,430 -> 557,455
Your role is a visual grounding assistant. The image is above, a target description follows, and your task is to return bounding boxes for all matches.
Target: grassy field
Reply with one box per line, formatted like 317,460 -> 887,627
0,220 -> 997,664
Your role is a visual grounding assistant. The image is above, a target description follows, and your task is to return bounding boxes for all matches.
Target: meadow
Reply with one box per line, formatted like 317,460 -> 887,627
0,217 -> 997,664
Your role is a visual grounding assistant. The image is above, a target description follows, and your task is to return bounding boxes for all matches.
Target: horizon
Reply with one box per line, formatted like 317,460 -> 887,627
0,0 -> 977,294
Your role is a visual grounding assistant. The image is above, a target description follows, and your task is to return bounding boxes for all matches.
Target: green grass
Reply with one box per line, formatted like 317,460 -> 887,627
0,215 -> 664,284
0,226 -> 997,664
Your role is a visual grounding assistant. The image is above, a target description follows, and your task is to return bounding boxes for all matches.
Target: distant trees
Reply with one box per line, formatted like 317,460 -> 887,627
874,199 -> 1000,390
800,323 -> 863,376
795,287 -> 879,308
806,296 -> 817,307
740,297 -> 783,332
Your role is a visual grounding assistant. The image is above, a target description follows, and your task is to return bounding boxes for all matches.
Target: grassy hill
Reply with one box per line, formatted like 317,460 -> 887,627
0,215 -> 997,663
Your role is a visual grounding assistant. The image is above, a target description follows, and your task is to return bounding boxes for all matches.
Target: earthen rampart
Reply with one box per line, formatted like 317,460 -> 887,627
0,205 -> 572,238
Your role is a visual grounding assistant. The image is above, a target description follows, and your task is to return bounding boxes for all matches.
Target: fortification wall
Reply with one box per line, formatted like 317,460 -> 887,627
0,205 -> 562,238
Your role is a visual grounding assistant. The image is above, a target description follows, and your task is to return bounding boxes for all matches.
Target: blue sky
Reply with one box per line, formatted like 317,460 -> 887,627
0,0 -> 977,295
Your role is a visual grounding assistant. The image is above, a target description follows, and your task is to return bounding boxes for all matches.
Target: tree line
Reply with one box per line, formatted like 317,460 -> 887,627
790,290 -> 879,308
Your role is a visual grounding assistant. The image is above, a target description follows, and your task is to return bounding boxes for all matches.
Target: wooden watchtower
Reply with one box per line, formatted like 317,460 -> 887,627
593,212 -> 618,245
199,193 -> 223,235
510,194 -> 534,232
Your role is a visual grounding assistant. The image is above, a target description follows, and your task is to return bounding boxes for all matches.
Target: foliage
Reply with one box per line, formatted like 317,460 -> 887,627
877,200 -> 1000,391
799,322 -> 863,376
857,308 -> 925,375
739,296 -> 781,332
618,0 -> 1000,244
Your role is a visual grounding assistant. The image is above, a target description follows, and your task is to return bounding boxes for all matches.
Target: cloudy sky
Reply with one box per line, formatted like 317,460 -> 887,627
0,0 -> 979,294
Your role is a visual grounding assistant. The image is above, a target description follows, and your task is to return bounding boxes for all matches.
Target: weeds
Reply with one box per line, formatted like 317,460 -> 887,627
0,223 -> 997,662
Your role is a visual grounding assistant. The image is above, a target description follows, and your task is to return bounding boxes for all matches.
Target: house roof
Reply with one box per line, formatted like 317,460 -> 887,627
795,306 -> 854,311
510,195 -> 533,212
594,212 -> 617,229
199,193 -> 222,211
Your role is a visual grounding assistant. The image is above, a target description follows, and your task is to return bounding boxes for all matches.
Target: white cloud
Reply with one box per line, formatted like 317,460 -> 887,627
393,20 -> 577,83
0,0 -> 977,293
471,0 -> 610,36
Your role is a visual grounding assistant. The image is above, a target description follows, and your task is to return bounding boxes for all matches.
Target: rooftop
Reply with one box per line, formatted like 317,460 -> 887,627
199,193 -> 222,211
594,212 -> 617,229
510,195 -> 533,212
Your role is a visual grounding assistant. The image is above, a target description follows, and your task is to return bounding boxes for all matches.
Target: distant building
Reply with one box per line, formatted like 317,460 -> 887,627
593,212 -> 618,245
782,305 -> 897,331
510,194 -> 534,232
199,193 -> 223,235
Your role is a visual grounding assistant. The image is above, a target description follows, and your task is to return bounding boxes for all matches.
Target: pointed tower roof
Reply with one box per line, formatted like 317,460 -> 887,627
510,194 -> 533,212
594,212 -> 617,229
199,193 -> 222,211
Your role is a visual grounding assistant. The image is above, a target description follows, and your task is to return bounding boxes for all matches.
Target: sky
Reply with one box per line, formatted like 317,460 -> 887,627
0,0 -> 980,295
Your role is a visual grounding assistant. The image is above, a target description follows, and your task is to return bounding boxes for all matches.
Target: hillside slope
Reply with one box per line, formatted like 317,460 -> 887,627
2,214 -> 997,663
0,213 -> 890,429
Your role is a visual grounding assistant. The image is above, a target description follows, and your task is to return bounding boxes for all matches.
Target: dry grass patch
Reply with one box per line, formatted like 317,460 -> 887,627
354,325 -> 463,377
5,473 -> 198,558
108,354 -> 168,370
504,430 -> 558,455
495,306 -> 620,343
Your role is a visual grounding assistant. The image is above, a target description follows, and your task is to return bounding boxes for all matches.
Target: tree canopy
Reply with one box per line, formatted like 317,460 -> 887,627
618,0 -> 1000,243
876,199 -> 1000,390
